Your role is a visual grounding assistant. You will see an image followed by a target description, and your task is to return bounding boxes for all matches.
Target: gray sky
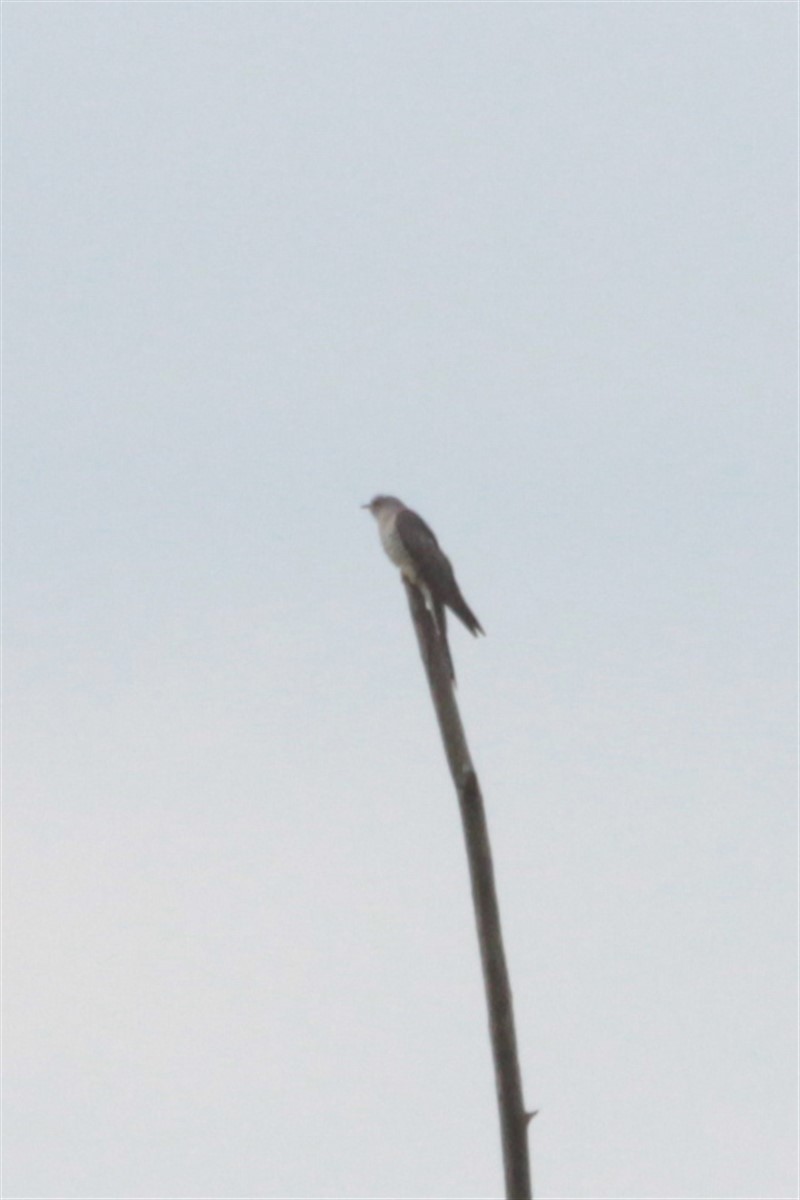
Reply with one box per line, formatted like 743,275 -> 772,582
4,4 -> 796,1198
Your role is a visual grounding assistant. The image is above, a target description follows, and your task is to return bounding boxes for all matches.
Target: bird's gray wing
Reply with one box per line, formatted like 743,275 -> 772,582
395,510 -> 457,679
395,508 -> 441,553
395,509 -> 454,589
396,508 -> 484,637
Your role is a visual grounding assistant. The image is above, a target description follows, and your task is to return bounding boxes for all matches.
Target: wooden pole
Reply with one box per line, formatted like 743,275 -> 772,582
402,579 -> 533,1200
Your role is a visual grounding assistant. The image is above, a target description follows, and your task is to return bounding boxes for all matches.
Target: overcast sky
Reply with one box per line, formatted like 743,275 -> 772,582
4,4 -> 797,1199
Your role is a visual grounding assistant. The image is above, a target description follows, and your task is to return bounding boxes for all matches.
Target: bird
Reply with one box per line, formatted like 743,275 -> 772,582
362,495 -> 484,679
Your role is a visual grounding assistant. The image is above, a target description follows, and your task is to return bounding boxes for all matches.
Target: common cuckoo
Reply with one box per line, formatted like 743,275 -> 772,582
363,495 -> 484,679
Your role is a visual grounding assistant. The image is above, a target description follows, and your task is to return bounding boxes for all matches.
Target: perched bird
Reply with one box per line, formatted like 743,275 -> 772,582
362,495 -> 484,679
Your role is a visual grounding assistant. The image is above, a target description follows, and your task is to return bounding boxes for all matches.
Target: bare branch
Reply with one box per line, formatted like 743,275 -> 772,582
402,578 -> 533,1200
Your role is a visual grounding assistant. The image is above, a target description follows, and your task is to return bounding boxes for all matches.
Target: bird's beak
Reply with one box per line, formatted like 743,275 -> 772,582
360,502 -> 371,510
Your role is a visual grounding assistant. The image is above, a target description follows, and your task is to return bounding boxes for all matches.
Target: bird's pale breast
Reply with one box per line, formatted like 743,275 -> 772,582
378,517 -> 420,583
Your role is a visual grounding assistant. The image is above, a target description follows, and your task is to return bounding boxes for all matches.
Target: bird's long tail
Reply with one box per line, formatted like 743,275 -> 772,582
432,598 -> 456,682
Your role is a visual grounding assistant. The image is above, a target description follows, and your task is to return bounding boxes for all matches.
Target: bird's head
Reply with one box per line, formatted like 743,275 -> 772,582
361,495 -> 404,519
